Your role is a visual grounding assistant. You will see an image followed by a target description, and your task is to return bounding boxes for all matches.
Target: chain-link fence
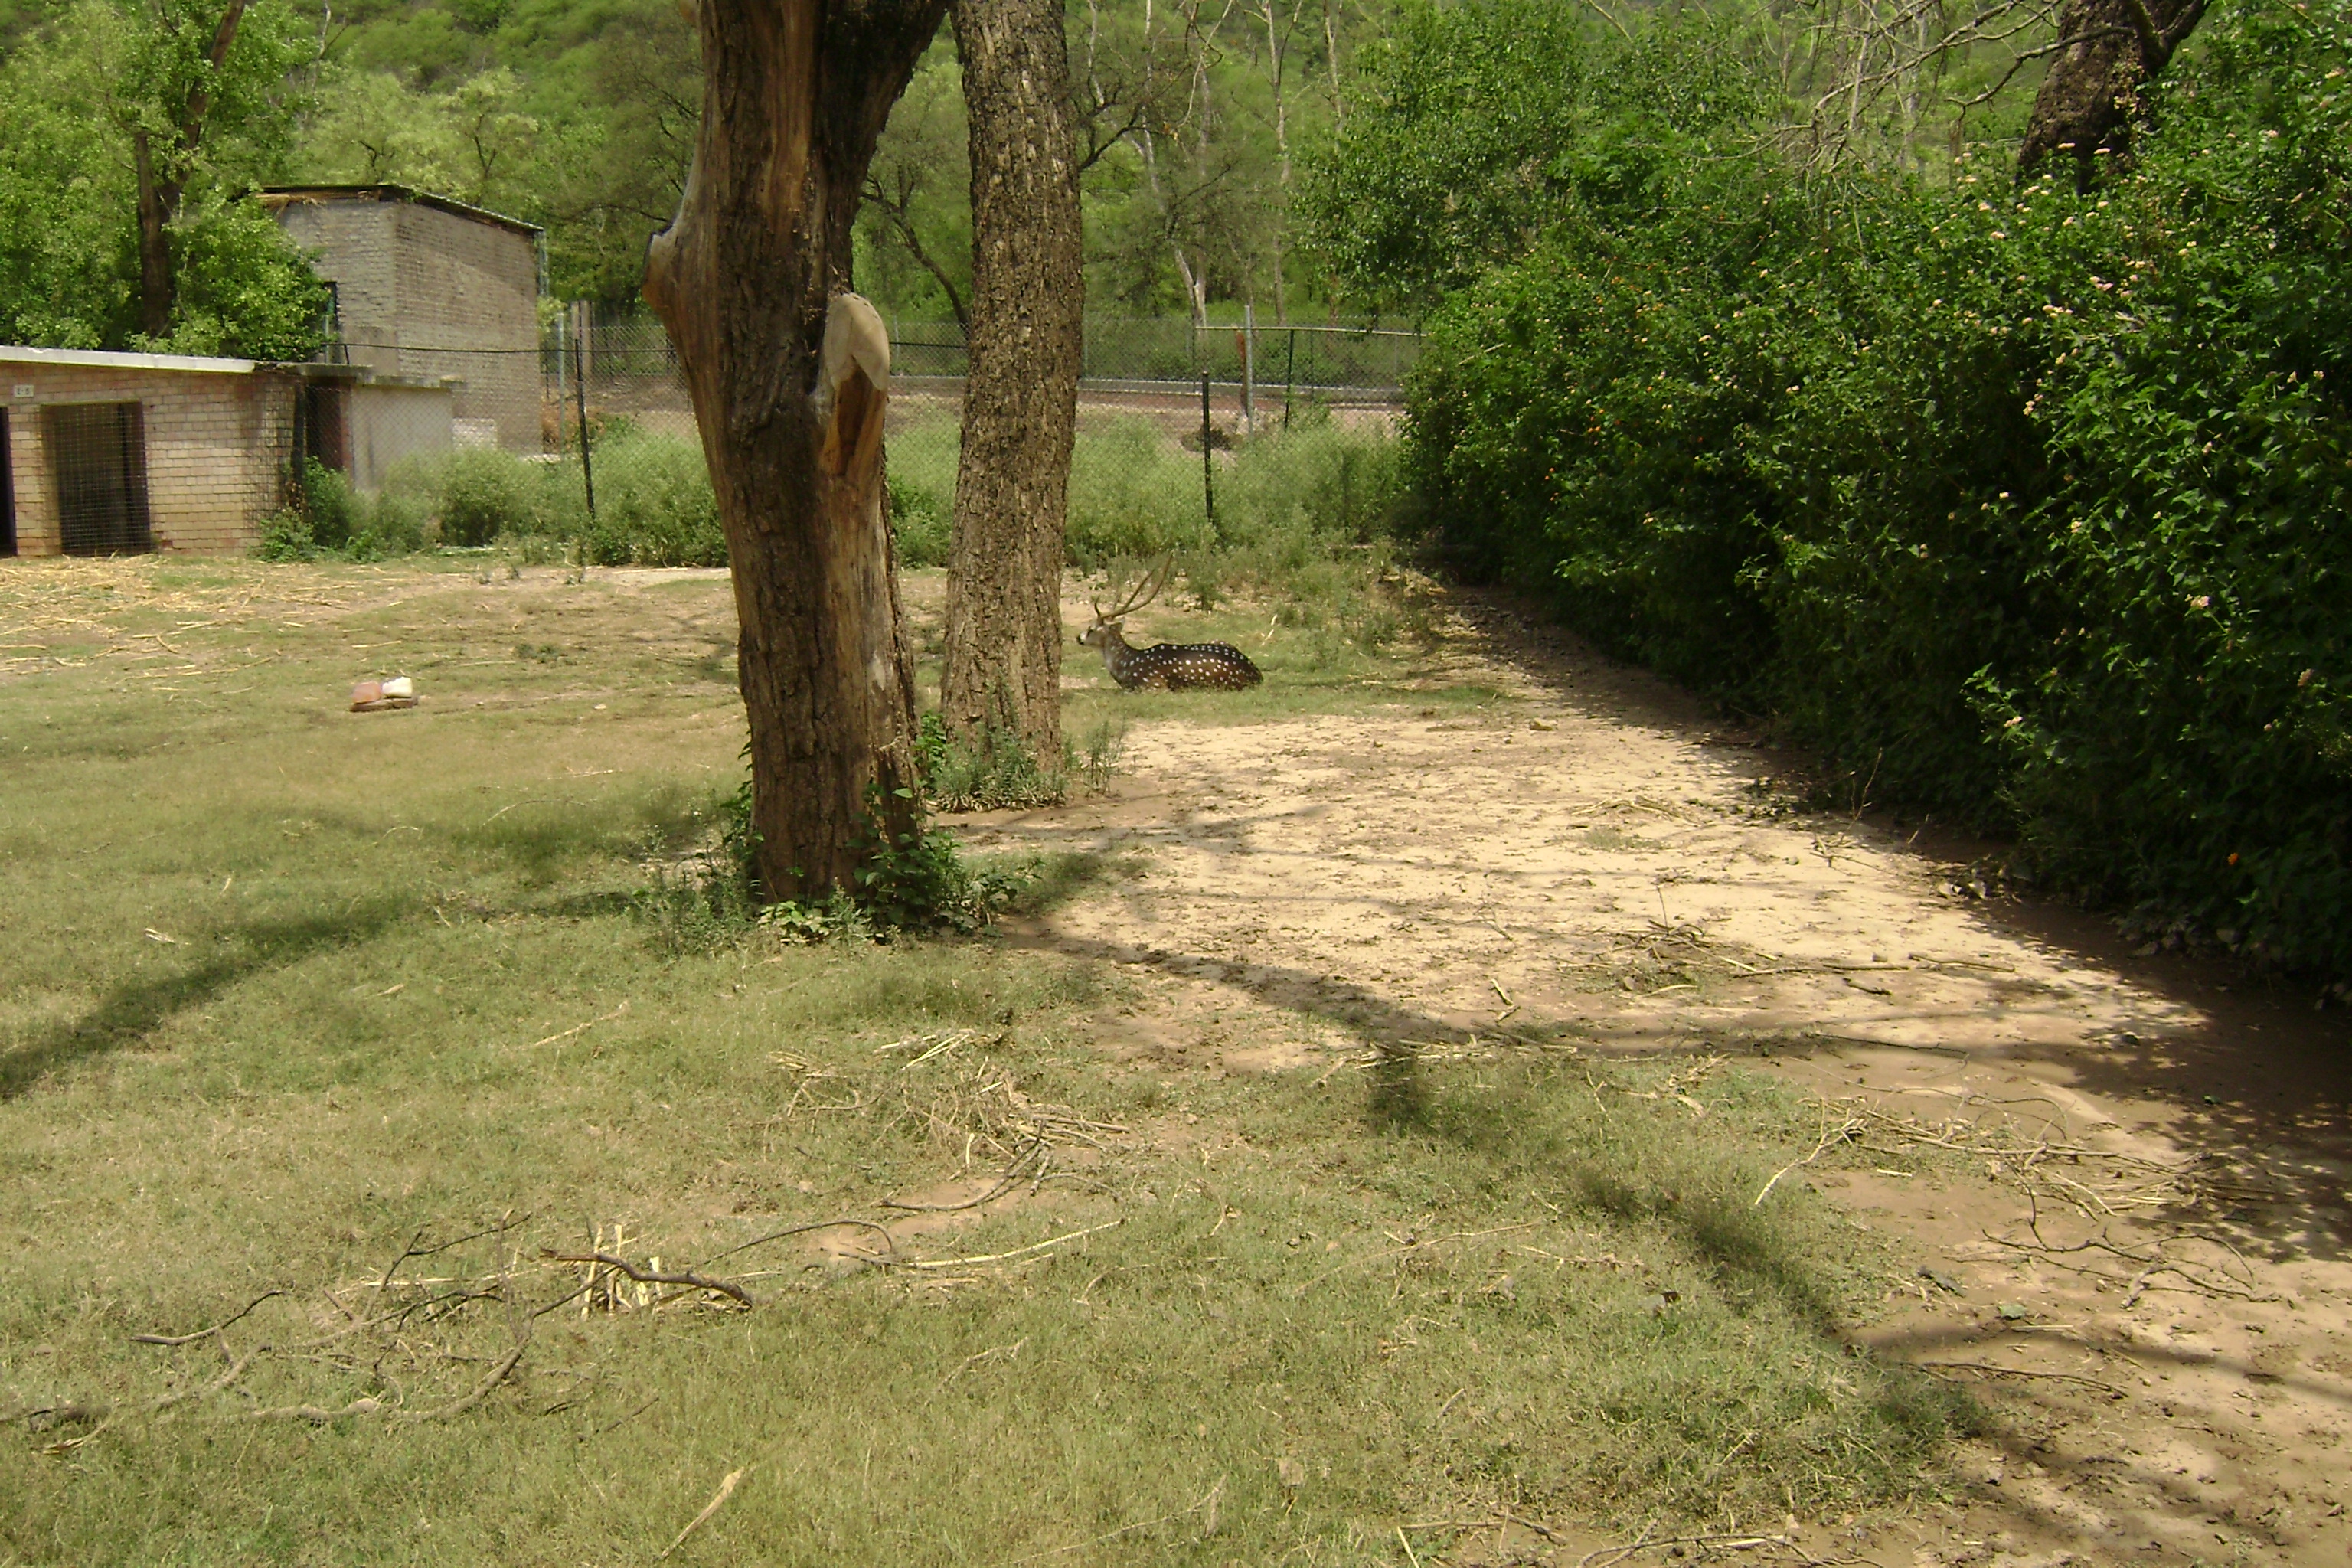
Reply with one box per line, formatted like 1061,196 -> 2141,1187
299,315 -> 1414,569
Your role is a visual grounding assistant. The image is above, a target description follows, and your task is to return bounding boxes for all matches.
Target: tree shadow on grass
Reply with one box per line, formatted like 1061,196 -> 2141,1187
1001,849 -> 1151,919
0,899 -> 413,1101
1019,929 -> 1919,1360
452,781 -> 727,888
1366,1041 -> 1431,1132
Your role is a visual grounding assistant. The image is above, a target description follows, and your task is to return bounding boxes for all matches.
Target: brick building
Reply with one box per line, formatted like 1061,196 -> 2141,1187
0,186 -> 542,559
260,185 -> 544,453
2,346 -> 302,557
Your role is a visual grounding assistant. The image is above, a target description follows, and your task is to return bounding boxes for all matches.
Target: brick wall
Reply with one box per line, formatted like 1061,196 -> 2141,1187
275,203 -> 400,379
273,195 -> 543,452
2,363 -> 294,556
390,204 -> 541,451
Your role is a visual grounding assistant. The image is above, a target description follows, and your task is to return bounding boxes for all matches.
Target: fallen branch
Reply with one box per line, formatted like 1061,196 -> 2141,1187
1909,1360 -> 2126,1397
394,1338 -> 528,1422
131,1289 -> 283,1346
903,1219 -> 1123,1271
1578,1531 -> 1795,1567
20,1400 -> 112,1432
1754,1106 -> 1864,1207
376,1215 -> 527,1303
152,1344 -> 266,1413
1497,1507 -> 1574,1544
540,1251 -> 754,1308
881,1138 -> 1046,1213
244,1396 -> 386,1423
526,1002 -> 629,1049
695,1217 -> 899,1269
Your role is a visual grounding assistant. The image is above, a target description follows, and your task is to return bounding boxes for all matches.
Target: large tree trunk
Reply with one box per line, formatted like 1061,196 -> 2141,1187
938,0 -> 1085,756
2017,0 -> 2207,188
644,0 -> 948,901
133,133 -> 178,339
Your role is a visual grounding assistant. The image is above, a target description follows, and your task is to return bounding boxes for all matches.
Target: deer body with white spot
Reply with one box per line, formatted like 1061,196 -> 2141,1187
1080,562 -> 1263,691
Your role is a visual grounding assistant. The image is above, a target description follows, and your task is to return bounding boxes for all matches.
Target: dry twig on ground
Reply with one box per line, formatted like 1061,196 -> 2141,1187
539,1250 -> 755,1308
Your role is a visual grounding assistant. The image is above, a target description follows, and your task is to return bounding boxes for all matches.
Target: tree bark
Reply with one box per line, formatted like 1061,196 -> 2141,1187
134,133 -> 178,339
2017,0 -> 2207,188
938,0 -> 1085,756
644,0 -> 947,901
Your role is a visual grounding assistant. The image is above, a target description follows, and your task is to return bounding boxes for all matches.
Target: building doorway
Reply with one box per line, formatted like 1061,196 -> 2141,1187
1,409 -> 15,557
45,402 -> 152,555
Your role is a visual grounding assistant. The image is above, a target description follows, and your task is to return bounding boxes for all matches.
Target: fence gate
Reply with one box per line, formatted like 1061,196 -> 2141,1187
45,402 -> 152,556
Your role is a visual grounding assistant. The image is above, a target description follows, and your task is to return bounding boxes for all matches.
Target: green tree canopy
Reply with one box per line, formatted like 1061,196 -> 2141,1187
0,0 -> 324,354
1298,0 -> 1763,309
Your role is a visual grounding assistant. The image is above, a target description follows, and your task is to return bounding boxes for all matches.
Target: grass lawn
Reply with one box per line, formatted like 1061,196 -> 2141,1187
0,557 -> 1967,1565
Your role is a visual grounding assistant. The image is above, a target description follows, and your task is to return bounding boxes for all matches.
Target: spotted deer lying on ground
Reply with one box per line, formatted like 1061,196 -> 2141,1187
1078,560 -> 1263,691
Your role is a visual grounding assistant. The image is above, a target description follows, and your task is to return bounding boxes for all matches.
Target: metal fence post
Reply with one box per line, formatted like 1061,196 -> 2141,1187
1284,328 -> 1296,431
571,315 -> 596,519
1200,370 -> 1216,537
1241,302 -> 1255,436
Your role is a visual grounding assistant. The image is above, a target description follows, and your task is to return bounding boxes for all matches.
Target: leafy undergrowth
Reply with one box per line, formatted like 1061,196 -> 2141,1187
0,559 -> 1968,1563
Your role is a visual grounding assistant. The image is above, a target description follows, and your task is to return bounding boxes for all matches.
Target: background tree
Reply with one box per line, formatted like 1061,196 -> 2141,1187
2017,0 -> 2207,183
0,0 -> 323,354
119,0 -> 315,335
937,0 -> 1086,757
858,41 -> 972,327
290,0 -> 698,304
642,0 -> 946,901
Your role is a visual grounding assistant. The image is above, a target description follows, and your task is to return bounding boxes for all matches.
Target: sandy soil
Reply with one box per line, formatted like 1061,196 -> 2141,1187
964,590 -> 2352,1567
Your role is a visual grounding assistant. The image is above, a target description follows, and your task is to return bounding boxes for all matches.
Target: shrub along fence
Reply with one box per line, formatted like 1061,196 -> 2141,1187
1405,0 -> 2351,979
276,317 -> 1413,574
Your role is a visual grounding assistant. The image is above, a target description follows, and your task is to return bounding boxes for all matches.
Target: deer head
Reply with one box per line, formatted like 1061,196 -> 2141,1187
1079,557 -> 1174,649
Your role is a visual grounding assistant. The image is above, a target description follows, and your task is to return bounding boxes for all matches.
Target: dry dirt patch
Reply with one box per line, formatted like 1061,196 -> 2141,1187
965,593 -> 2352,1567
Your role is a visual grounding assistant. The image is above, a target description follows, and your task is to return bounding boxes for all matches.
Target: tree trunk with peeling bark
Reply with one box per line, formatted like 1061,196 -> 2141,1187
2018,0 -> 2207,188
938,0 -> 1085,756
644,0 -> 948,901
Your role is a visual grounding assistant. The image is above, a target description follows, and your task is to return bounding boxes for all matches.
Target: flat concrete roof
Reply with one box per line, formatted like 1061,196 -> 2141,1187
1,345 -> 260,375
256,185 -> 544,240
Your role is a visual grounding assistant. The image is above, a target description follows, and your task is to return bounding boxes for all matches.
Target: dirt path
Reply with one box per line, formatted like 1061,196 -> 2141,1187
970,591 -> 2352,1567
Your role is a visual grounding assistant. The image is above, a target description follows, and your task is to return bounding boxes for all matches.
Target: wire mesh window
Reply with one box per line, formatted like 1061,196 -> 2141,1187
45,401 -> 152,557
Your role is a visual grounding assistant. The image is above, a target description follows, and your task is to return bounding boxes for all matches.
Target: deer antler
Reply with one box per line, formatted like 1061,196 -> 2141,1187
1096,557 -> 1174,625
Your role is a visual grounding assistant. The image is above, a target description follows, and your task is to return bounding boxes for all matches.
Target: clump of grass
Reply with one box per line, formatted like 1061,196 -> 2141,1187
916,712 -> 1068,812
889,469 -> 952,568
636,769 -> 1031,947
573,431 -> 725,567
254,461 -> 433,562
1072,714 -> 1127,792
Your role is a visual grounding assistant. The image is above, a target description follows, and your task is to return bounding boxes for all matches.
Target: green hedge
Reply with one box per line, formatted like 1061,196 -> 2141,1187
1406,0 -> 2351,975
